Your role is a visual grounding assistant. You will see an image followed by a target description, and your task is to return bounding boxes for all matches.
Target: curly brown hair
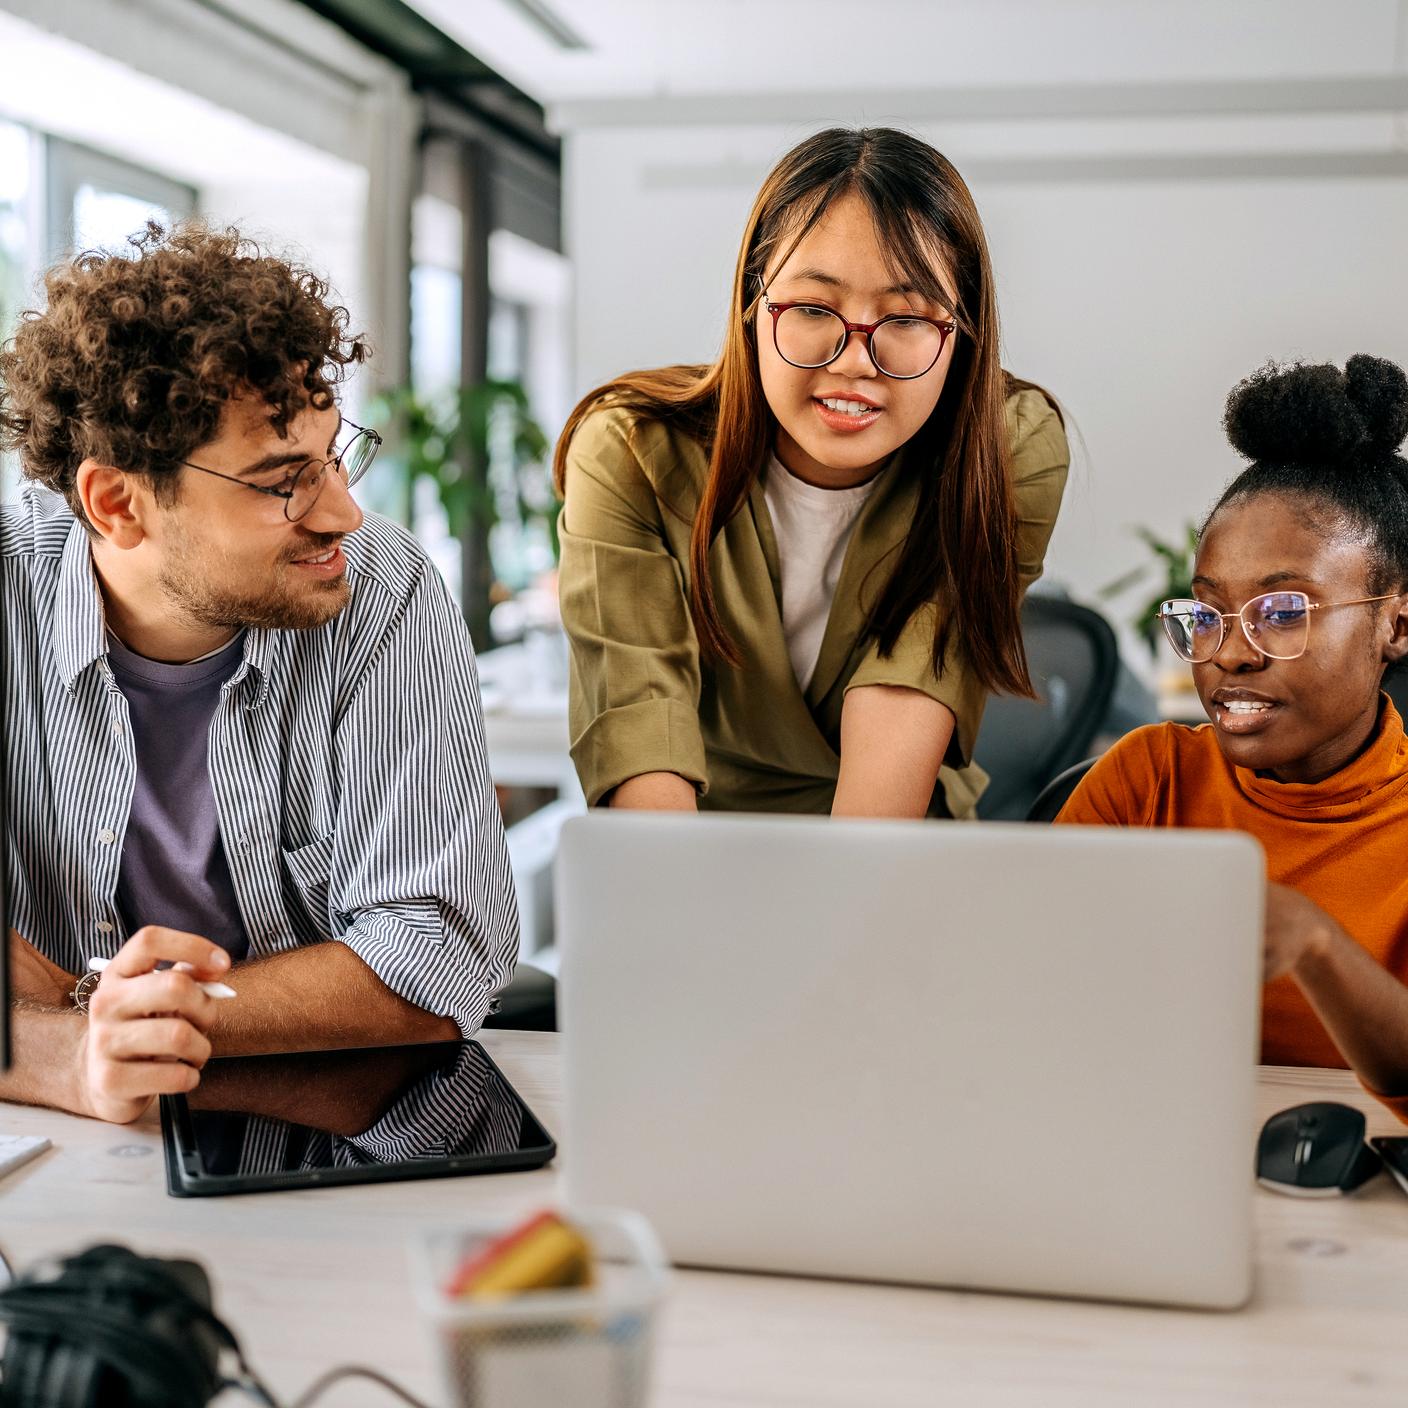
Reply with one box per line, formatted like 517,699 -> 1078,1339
0,221 -> 368,524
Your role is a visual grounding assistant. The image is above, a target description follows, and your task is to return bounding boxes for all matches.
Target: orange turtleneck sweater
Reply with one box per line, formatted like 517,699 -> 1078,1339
1057,696 -> 1408,1118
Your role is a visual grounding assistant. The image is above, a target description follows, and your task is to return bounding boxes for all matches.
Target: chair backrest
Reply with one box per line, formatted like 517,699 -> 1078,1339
1385,661 -> 1408,721
1025,757 -> 1099,823
973,596 -> 1119,821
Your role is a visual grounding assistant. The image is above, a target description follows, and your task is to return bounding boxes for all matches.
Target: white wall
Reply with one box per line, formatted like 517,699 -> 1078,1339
562,121 -> 1408,629
979,172 -> 1408,605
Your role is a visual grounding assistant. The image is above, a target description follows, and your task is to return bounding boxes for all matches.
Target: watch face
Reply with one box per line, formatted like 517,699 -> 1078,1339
72,970 -> 102,1014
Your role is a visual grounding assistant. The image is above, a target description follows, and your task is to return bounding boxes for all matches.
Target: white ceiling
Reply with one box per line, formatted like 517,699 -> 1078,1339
413,0 -> 1407,107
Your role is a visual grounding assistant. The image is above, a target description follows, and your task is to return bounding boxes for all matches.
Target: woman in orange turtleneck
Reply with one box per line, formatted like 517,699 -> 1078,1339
1058,355 -> 1408,1118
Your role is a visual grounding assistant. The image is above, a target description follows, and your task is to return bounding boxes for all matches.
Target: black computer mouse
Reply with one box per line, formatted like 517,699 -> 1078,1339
1256,1102 -> 1382,1196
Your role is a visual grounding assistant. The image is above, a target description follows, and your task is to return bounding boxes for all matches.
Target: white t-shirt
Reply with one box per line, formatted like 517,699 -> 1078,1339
762,454 -> 886,691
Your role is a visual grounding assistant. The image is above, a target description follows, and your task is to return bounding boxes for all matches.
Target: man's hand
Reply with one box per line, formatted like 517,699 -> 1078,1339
1263,882 -> 1336,983
79,926 -> 230,1124
8,929 -> 76,1008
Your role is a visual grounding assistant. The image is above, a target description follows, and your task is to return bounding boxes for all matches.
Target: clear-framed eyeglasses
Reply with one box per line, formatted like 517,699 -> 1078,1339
1158,590 -> 1400,664
177,418 -> 381,523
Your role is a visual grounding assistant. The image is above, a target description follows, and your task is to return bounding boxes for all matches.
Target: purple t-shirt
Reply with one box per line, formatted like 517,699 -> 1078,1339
107,631 -> 250,959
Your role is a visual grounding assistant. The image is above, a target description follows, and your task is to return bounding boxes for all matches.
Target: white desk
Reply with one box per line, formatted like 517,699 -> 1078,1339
476,643 -> 579,962
3,1038 -> 1407,1407
476,643 -> 575,797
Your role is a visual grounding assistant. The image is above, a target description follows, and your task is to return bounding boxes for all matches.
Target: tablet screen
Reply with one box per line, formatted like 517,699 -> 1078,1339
160,1040 -> 555,1197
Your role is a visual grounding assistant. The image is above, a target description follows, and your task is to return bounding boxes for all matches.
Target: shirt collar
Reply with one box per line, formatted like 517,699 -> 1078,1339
52,520 -> 275,708
235,629 -> 276,710
53,522 -> 108,692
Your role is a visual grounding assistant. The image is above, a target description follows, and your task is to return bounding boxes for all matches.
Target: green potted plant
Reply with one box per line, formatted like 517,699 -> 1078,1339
1100,522 -> 1200,655
369,380 -> 552,648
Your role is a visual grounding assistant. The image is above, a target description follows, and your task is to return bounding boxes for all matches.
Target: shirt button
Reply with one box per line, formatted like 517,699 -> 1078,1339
96,921 -> 114,934
111,722 -> 123,736
97,828 -> 116,846
238,837 -> 252,853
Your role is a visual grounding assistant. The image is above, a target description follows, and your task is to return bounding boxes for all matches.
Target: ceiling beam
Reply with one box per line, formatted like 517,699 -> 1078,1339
550,75 -> 1408,131
292,0 -> 559,161
638,149 -> 1408,190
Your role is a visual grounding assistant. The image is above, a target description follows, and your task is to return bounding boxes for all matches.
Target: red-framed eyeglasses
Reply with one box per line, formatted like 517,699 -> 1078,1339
761,294 -> 956,380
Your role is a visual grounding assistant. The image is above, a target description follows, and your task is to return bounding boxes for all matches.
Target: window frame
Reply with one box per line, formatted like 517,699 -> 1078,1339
44,135 -> 196,259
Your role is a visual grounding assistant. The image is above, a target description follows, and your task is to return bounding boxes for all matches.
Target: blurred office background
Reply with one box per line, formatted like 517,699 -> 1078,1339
2,0 -> 1406,989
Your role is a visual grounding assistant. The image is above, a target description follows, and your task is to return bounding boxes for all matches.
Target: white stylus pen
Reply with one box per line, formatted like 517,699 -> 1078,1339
86,956 -> 237,999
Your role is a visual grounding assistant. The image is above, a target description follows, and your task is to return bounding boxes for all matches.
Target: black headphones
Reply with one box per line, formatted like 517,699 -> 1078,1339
0,1243 -> 267,1408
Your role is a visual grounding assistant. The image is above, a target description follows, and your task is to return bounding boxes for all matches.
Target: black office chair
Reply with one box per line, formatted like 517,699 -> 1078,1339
1025,757 -> 1098,823
1384,661 -> 1408,721
972,596 -> 1119,821
482,962 -> 556,1031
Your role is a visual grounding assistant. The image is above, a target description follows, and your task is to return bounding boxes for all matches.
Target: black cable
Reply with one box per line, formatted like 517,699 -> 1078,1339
222,1368 -> 281,1407
287,1365 -> 436,1408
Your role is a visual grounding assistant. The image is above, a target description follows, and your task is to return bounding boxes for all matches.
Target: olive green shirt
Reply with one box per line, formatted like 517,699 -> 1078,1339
559,387 -> 1070,818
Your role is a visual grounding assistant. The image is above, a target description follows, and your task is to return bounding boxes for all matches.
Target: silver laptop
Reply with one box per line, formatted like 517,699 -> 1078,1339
557,812 -> 1263,1310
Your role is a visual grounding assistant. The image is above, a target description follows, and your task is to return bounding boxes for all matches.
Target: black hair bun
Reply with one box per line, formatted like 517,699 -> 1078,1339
1223,355 -> 1408,467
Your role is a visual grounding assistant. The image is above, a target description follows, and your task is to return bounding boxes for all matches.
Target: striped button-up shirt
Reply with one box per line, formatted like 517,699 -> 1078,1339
2,489 -> 518,1035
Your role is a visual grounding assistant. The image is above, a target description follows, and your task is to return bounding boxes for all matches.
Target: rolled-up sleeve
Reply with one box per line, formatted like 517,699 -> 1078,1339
558,409 -> 709,806
330,564 -> 519,1035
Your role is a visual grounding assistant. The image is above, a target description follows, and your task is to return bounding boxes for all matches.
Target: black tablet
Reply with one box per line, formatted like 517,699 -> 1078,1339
160,1039 -> 555,1197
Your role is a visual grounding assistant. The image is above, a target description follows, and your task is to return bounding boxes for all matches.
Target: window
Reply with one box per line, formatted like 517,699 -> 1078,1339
0,120 -> 41,500
0,122 -> 37,333
46,138 -> 195,258
0,127 -> 198,502
485,233 -> 570,603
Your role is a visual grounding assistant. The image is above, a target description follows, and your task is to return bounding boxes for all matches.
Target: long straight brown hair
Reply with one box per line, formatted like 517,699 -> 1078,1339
553,127 -> 1045,695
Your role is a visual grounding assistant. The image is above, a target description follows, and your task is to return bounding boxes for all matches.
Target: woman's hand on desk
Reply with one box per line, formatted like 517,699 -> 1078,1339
1262,883 -> 1335,982
78,927 -> 228,1124
1265,881 -> 1408,1104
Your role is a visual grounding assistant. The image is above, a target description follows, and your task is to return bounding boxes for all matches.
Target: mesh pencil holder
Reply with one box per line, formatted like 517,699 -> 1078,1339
410,1209 -> 669,1408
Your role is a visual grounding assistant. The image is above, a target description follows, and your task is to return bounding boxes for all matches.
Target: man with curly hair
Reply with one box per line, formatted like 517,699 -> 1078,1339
0,224 -> 519,1124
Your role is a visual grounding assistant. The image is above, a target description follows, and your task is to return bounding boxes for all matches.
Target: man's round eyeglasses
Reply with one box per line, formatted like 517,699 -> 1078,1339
761,295 -> 956,381
1158,590 -> 1400,664
177,418 -> 381,523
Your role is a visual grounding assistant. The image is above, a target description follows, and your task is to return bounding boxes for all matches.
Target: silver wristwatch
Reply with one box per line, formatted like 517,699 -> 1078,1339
71,970 -> 101,1015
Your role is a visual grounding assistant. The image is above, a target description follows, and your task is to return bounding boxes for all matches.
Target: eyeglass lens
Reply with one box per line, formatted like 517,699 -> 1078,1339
774,306 -> 944,378
285,430 -> 377,522
1161,592 -> 1311,663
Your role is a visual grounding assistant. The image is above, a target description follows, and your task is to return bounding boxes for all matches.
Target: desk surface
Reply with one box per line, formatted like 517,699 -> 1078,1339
3,1035 -> 1406,1407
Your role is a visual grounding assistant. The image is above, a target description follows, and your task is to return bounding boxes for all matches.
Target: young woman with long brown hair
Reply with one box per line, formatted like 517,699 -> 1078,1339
554,127 -> 1069,818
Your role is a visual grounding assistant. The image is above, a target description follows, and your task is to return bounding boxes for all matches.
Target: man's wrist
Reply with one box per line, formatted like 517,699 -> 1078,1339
42,964 -> 79,1010
13,944 -> 80,1010
67,1021 -> 98,1120
70,971 -> 101,1014
7,1001 -> 95,1117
